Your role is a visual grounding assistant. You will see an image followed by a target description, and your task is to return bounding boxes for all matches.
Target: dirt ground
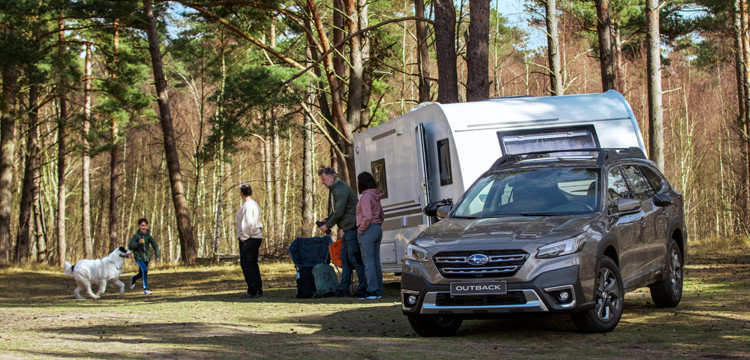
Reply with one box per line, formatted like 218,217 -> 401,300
0,253 -> 748,359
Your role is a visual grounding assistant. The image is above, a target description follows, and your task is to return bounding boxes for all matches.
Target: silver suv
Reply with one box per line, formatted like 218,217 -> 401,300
401,148 -> 686,336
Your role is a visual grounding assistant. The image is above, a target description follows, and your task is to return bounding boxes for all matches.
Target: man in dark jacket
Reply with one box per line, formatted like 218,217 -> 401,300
318,166 -> 367,297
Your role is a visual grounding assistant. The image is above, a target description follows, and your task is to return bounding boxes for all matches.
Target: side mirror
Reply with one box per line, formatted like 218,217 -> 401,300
653,193 -> 673,207
424,199 -> 453,217
436,205 -> 452,220
617,198 -> 641,213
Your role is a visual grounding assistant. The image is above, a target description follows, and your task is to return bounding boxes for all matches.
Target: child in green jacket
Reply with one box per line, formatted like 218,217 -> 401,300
128,218 -> 160,295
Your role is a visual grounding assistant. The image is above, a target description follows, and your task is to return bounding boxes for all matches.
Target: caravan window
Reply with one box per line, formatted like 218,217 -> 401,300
370,159 -> 388,199
437,138 -> 453,186
497,125 -> 600,155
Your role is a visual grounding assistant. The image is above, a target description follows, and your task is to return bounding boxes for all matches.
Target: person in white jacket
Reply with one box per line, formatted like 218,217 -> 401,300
236,183 -> 263,299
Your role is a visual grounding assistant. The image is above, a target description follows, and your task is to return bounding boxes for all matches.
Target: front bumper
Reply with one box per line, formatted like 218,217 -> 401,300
401,265 -> 584,315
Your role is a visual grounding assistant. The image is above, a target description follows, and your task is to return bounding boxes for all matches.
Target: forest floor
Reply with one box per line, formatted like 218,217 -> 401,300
0,243 -> 748,359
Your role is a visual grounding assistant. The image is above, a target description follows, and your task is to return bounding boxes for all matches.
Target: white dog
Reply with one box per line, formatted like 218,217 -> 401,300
63,247 -> 132,299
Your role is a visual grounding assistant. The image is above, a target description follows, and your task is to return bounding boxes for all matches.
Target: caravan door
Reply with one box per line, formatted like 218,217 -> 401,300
416,123 -> 432,222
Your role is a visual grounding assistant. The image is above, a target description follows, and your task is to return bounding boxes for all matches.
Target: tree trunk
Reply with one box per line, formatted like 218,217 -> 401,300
466,0 -> 489,101
82,44 -> 93,258
0,53 -> 18,264
273,117 -> 282,249
15,84 -> 40,265
415,0 -> 432,103
614,26 -> 626,94
345,0 -> 362,126
741,0 -> 750,226
333,0 -> 346,102
109,20 -> 120,251
302,46 -> 316,238
545,0 -> 563,95
595,0 -> 616,91
306,0 -> 354,184
56,14 -> 68,266
434,0 -> 459,103
144,0 -> 198,263
646,0 -> 664,171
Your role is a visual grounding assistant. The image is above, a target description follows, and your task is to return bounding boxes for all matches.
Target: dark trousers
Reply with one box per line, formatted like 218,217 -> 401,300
239,238 -> 263,295
337,229 -> 367,295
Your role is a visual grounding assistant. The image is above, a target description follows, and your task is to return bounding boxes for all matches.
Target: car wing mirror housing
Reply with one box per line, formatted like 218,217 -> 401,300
617,198 -> 641,213
436,205 -> 452,220
424,199 -> 453,218
653,193 -> 673,207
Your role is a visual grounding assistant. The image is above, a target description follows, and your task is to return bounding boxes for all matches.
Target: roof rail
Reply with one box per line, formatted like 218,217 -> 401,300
595,147 -> 647,165
489,147 -> 646,170
489,148 -> 601,170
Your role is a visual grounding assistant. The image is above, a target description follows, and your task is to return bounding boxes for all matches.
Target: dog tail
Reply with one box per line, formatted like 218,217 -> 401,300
63,261 -> 74,276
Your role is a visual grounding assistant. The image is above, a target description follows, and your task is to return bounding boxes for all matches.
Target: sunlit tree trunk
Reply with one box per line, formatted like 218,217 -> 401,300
302,46 -> 316,237
595,0 -> 616,91
109,19 -> 120,251
82,44 -> 93,258
56,13 -> 68,266
646,0 -> 664,170
144,0 -> 198,263
415,0 -> 431,103
545,0 -> 563,95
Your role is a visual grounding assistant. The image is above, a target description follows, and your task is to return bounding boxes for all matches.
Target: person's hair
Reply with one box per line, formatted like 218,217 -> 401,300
137,218 -> 148,226
317,165 -> 337,178
240,183 -> 253,196
357,171 -> 378,194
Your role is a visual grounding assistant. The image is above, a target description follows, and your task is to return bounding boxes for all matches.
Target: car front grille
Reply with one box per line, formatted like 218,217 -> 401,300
433,250 -> 528,278
435,292 -> 527,306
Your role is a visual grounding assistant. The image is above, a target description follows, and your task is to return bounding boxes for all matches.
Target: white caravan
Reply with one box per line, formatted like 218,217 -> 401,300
353,90 -> 646,273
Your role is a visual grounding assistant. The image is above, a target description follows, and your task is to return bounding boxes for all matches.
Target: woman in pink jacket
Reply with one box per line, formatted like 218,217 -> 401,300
356,171 -> 385,300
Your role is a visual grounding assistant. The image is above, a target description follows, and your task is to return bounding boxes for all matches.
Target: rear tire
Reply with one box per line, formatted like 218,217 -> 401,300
571,256 -> 624,333
649,239 -> 683,307
407,314 -> 463,337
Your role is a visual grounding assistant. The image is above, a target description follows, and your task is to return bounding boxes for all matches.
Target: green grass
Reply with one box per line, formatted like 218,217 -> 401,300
0,251 -> 748,359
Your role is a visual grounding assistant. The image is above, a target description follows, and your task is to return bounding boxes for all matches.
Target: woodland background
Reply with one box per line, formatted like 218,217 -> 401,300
0,0 -> 748,266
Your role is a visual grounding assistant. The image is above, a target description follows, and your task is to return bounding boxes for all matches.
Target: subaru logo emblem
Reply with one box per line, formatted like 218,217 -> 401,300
467,254 -> 489,266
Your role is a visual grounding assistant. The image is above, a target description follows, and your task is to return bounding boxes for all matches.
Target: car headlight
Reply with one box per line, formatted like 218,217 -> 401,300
406,243 -> 430,262
536,234 -> 588,259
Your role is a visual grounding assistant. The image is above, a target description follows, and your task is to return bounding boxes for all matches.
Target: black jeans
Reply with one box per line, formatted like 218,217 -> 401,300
239,238 -> 263,295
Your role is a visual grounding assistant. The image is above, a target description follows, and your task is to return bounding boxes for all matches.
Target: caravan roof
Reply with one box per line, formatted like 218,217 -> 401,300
436,90 -> 638,131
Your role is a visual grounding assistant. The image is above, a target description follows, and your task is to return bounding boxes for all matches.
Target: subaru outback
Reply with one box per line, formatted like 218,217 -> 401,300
401,148 -> 686,336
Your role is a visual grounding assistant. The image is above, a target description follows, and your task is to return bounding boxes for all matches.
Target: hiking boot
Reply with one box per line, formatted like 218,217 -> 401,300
352,288 -> 367,298
129,277 -> 136,289
241,293 -> 262,299
334,289 -> 350,298
143,289 -> 152,295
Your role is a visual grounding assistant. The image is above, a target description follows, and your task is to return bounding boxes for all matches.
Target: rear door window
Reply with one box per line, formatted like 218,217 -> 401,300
621,165 -> 653,195
639,165 -> 665,192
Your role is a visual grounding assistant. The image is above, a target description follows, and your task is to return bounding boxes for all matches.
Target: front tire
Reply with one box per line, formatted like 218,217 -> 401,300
407,314 -> 463,337
649,239 -> 683,307
571,256 -> 624,333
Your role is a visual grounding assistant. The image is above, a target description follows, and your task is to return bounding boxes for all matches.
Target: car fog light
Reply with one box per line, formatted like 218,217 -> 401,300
407,295 -> 418,306
557,290 -> 571,303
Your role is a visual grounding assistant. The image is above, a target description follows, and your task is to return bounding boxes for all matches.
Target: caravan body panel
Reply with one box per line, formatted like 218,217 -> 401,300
353,90 -> 645,273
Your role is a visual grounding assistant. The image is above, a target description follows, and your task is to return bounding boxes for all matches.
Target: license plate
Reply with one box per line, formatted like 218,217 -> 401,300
450,281 -> 507,296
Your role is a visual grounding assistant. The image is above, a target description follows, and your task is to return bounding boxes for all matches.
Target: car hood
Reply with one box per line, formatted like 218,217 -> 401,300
415,214 -> 600,248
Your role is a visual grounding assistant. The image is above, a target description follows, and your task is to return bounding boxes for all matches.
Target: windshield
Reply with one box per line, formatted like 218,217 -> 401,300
453,167 -> 600,218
